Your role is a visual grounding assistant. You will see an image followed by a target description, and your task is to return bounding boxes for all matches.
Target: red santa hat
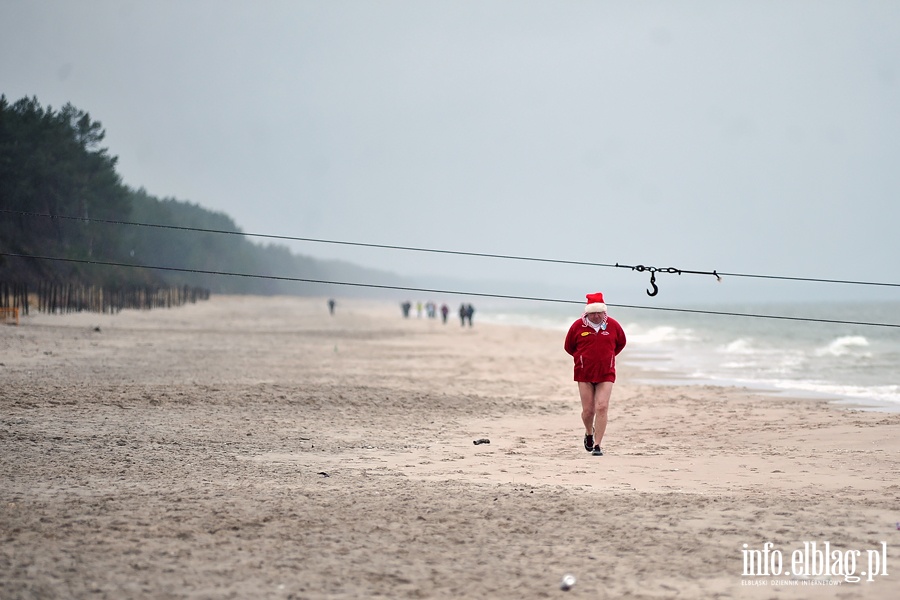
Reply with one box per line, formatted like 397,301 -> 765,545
584,292 -> 607,314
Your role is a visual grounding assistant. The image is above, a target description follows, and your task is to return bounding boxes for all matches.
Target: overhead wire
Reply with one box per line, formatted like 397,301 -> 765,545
4,208 -> 899,289
2,251 -> 899,329
1,209 -> 617,268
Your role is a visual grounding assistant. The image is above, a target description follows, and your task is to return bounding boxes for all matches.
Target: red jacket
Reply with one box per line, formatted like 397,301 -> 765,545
564,316 -> 626,383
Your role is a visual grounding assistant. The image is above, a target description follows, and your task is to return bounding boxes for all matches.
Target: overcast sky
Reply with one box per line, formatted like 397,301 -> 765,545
3,1 -> 899,304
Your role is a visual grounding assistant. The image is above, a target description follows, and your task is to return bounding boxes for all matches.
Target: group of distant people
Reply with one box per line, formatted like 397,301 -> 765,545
458,303 -> 475,327
400,301 -> 475,327
330,298 -> 475,328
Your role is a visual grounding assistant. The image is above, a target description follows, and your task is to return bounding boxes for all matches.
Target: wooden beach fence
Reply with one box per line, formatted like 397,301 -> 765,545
0,282 -> 209,319
0,306 -> 18,325
1,282 -> 27,325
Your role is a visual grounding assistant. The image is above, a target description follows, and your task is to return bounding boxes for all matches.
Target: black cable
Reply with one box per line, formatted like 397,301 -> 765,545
0,209 -> 617,268
5,208 -> 899,289
3,252 -> 899,329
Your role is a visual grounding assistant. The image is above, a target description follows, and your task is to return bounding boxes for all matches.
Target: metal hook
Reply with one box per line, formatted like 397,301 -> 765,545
646,271 -> 659,297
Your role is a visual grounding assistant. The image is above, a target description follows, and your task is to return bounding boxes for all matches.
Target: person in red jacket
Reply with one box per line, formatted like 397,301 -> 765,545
564,292 -> 626,456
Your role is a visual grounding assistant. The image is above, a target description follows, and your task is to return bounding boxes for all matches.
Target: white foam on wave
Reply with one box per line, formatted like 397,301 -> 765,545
815,335 -> 871,357
771,380 -> 900,408
721,338 -> 757,355
721,360 -> 756,369
625,324 -> 697,346
718,348 -> 805,375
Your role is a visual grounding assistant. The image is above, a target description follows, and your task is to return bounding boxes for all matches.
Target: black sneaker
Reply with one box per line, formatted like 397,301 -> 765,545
583,434 -> 594,452
591,445 -> 604,456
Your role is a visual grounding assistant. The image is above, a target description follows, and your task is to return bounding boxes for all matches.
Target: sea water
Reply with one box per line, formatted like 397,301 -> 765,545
478,299 -> 900,412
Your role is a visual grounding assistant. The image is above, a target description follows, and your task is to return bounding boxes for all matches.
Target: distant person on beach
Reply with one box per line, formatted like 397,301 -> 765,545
465,304 -> 475,327
564,292 -> 626,457
328,299 -> 336,315
459,303 -> 467,326
401,301 -> 412,318
440,303 -> 449,324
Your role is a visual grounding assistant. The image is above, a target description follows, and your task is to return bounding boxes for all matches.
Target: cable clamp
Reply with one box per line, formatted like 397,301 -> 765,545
615,263 -> 719,297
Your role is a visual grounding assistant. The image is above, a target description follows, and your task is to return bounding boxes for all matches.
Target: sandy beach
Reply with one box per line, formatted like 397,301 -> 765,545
1,295 -> 898,599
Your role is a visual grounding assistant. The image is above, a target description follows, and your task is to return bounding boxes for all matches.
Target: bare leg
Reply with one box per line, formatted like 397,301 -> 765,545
592,381 -> 614,447
578,382 -> 596,435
